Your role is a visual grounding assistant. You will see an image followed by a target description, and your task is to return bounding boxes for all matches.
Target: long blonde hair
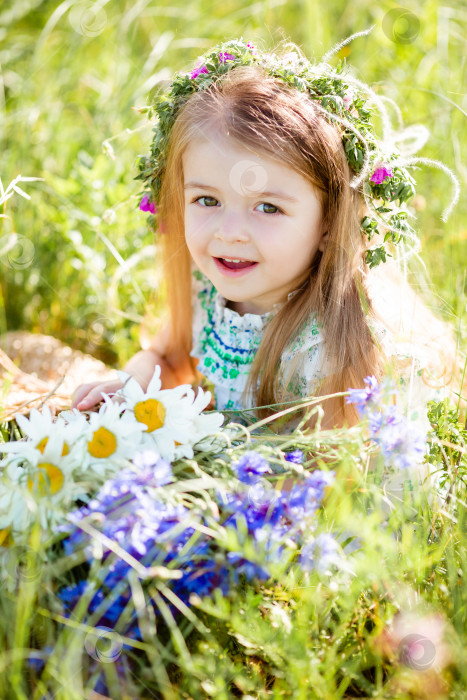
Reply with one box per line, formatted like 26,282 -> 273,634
154,60 -> 463,429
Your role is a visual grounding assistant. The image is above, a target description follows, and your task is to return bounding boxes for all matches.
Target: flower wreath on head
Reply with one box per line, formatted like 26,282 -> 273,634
135,29 -> 459,268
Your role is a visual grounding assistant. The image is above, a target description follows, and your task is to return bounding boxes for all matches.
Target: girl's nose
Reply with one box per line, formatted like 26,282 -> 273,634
215,209 -> 250,242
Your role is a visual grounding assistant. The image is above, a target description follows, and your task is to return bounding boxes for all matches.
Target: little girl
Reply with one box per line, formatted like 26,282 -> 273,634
72,35 -> 463,441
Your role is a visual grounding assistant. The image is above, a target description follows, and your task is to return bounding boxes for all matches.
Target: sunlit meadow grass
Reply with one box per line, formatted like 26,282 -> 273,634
1,0 -> 466,698
1,0 -> 465,357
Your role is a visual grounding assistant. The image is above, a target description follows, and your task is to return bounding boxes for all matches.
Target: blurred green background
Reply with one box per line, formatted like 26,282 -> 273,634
1,0 -> 465,367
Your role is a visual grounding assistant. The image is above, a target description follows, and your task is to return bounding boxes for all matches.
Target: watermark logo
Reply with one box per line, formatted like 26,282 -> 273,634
84,626 -> 123,663
69,1 -> 107,37
229,160 -> 268,197
382,7 -> 420,45
4,544 -> 43,587
398,632 -> 437,670
85,313 -> 116,352
0,233 -> 35,269
246,481 -> 281,510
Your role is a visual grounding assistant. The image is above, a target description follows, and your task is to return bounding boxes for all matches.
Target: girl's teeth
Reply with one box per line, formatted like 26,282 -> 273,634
218,257 -> 257,270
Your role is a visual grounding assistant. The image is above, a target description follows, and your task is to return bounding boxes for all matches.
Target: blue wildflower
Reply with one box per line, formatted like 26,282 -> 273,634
57,581 -> 134,635
61,465 -> 197,592
299,533 -> 343,574
221,483 -> 288,578
346,375 -> 392,416
132,449 -> 173,486
302,469 -> 335,502
373,408 -> 427,469
26,646 -> 53,675
284,449 -> 304,464
367,408 -> 386,435
347,376 -> 426,470
235,482 -> 284,531
220,467 -> 335,581
226,552 -> 270,582
174,563 -> 231,600
282,470 -> 335,524
233,452 -> 272,484
59,464 -> 240,630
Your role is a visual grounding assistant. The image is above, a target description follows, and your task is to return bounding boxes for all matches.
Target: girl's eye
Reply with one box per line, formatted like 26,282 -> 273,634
257,202 -> 282,215
194,196 -> 219,207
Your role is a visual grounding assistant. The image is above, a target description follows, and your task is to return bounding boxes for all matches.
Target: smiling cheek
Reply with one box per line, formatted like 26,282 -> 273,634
185,225 -> 210,266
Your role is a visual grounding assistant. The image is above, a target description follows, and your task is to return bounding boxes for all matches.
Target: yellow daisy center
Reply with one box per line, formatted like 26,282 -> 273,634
0,528 -> 12,548
28,463 -> 64,496
134,399 -> 165,432
36,437 -> 48,453
87,427 -> 117,459
36,436 -> 69,456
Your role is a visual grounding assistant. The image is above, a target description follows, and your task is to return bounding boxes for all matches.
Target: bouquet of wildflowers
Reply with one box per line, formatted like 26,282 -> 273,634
0,370 -> 462,698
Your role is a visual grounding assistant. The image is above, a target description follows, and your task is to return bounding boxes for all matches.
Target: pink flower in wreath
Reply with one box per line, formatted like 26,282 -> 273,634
371,165 -> 394,185
219,52 -> 236,63
189,62 -> 209,79
343,90 -> 355,110
139,194 -> 157,214
247,41 -> 258,55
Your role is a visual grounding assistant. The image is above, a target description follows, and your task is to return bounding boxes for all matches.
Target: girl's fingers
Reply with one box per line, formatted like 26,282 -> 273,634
74,381 -> 123,411
71,382 -> 98,408
75,390 -> 100,411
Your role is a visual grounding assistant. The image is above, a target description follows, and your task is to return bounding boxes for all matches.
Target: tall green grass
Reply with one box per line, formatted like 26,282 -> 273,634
1,0 -> 465,364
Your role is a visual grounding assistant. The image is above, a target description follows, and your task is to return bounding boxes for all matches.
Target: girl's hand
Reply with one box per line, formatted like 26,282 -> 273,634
71,377 -> 123,411
71,349 -> 163,411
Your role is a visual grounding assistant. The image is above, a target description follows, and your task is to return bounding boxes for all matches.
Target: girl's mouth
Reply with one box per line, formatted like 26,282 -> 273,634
213,257 -> 259,276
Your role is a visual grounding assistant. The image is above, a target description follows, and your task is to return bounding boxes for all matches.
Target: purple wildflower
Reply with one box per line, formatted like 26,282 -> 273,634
282,470 -> 335,524
285,449 -> 304,464
224,483 -> 284,532
139,194 -> 157,214
220,466 -> 334,581
58,580 -> 132,631
300,533 -> 343,573
347,379 -> 427,470
226,552 -> 270,582
367,408 -> 386,435
132,449 -> 173,486
26,646 -> 54,675
233,452 -> 272,484
189,62 -> 209,79
62,467 -> 196,587
373,407 -> 427,469
346,375 -> 389,416
371,166 -> 394,185
174,563 -> 230,600
219,52 -> 236,63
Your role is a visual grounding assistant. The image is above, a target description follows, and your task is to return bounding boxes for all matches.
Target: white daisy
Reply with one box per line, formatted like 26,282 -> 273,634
0,467 -> 36,533
1,417 -> 83,477
172,386 -> 225,460
80,395 -> 146,476
1,404 -> 88,464
117,369 -> 195,462
0,437 -> 87,538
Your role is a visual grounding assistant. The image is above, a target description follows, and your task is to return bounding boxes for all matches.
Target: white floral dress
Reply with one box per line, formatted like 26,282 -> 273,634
190,266 -> 333,420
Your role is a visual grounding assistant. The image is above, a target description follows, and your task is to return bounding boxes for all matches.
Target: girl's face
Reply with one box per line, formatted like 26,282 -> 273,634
183,131 -> 326,315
